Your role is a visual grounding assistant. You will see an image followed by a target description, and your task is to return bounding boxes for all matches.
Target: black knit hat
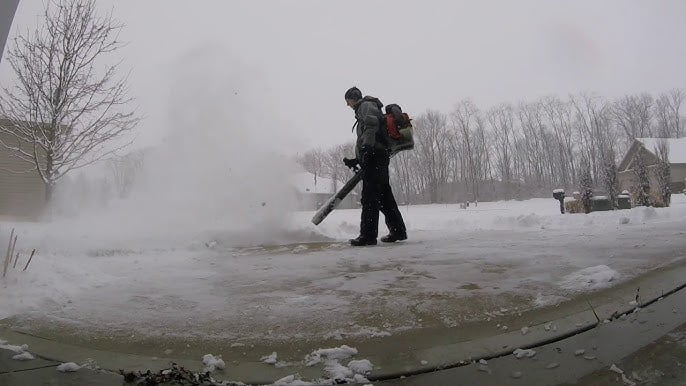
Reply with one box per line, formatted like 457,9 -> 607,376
344,86 -> 362,101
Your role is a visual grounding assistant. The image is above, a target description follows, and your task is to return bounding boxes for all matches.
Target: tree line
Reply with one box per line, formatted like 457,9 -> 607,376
298,90 -> 684,204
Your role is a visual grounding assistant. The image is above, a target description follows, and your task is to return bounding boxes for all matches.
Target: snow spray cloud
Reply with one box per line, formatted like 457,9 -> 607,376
120,47 -> 303,247
31,47 -> 305,251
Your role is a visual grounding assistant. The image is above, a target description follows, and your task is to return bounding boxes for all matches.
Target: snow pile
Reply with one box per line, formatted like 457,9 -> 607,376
559,265 -> 620,291
514,213 -> 545,228
346,359 -> 373,375
273,375 -> 313,386
261,352 -> 278,364
0,340 -> 29,353
56,362 -> 81,372
637,206 -> 658,221
12,352 -> 35,361
201,354 -> 225,372
0,340 -> 34,361
275,345 -> 373,385
304,345 -> 358,367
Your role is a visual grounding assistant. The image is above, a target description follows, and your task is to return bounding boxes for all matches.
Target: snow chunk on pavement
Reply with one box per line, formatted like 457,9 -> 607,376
201,354 -> 225,372
0,342 -> 29,353
261,352 -> 278,364
559,265 -> 620,291
609,363 -> 624,374
347,359 -> 373,375
2,341 -> 33,361
12,352 -> 34,361
57,362 -> 81,372
273,375 -> 314,386
305,345 -> 358,366
324,361 -> 353,380
513,348 -> 536,358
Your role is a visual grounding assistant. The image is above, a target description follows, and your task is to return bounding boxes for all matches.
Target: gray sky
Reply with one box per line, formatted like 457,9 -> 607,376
2,0 -> 686,154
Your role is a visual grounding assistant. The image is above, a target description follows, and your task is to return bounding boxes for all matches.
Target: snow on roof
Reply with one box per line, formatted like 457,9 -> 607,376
292,172 -> 336,194
637,137 -> 686,164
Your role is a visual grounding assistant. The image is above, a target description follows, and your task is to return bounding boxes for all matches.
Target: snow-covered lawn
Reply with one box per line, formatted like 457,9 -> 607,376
0,195 -> 685,345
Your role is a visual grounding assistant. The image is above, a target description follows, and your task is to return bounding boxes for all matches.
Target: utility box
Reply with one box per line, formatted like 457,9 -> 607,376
617,194 -> 631,210
591,196 -> 612,212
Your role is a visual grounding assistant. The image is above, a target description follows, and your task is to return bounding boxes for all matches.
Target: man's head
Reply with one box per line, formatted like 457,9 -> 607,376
344,86 -> 362,109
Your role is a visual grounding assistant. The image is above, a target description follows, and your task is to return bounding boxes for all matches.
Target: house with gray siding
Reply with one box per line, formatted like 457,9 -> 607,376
0,118 -> 47,219
618,137 -> 686,204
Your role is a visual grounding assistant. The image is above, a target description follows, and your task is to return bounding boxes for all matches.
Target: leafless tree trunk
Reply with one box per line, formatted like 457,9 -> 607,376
297,148 -> 326,181
0,0 -> 139,202
451,100 -> 481,203
487,103 -> 515,197
415,110 -> 450,203
655,89 -> 685,138
108,149 -> 146,199
612,94 -> 654,150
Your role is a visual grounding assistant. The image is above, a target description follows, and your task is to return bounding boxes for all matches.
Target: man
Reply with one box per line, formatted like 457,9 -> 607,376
343,86 -> 407,246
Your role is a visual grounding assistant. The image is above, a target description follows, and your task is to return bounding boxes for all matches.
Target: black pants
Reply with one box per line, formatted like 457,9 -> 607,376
360,151 -> 406,239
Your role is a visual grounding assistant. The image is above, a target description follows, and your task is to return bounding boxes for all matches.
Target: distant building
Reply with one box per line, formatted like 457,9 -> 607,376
618,138 -> 686,202
292,172 -> 358,211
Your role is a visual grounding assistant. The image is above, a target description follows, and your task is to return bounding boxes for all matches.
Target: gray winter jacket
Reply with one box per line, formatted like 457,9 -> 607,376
353,96 -> 389,159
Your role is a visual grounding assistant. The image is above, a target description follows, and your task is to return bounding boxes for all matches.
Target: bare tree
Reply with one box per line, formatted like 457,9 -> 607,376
415,110 -> 450,203
612,94 -> 654,149
108,148 -> 146,199
297,148 -> 326,180
322,143 -> 355,191
451,100 -> 481,204
542,96 -> 576,188
655,89 -> 685,138
0,0 -> 138,201
487,104 -> 514,189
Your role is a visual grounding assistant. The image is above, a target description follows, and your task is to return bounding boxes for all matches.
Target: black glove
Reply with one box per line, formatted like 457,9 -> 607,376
343,157 -> 359,171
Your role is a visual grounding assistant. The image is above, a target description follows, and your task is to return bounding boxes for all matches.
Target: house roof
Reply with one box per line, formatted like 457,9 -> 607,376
619,137 -> 686,171
636,137 -> 686,164
292,172 -> 336,194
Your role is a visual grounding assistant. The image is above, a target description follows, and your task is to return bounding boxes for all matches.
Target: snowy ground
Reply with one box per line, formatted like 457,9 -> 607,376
0,195 -> 685,352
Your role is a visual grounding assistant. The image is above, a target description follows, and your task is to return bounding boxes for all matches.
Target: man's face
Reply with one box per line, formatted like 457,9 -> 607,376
345,99 -> 356,109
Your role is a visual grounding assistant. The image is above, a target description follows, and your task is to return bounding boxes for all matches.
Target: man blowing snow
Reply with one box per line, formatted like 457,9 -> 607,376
343,86 -> 407,246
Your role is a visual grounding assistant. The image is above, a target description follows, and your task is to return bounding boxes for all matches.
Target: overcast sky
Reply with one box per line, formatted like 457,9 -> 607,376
2,0 -> 686,154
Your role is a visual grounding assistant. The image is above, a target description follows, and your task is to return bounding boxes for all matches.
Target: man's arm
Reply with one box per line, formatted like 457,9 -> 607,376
357,102 -> 380,151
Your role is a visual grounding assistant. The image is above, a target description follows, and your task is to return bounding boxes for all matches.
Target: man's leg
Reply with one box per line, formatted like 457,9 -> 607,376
358,153 -> 381,241
378,154 -> 407,239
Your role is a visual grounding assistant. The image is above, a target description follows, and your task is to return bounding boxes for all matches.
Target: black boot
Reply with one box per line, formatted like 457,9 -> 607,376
380,233 -> 407,243
349,236 -> 377,246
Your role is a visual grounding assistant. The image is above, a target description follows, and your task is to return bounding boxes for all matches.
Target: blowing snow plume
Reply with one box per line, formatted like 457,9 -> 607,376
26,48 -> 312,252
124,50 -> 302,247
